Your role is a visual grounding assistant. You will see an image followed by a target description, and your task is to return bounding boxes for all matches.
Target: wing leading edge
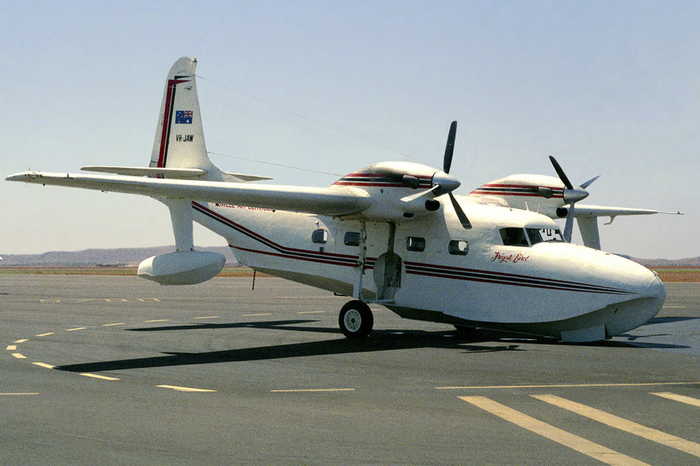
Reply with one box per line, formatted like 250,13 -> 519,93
5,171 -> 371,217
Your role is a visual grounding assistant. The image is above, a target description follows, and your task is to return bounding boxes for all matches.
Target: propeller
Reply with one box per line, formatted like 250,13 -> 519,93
443,122 -> 471,229
398,121 -> 470,228
548,156 -> 599,242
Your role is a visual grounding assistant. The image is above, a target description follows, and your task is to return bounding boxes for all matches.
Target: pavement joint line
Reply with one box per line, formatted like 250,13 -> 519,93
651,392 -> 700,408
437,381 -> 700,390
460,396 -> 650,466
156,385 -> 216,393
533,394 -> 700,458
80,373 -> 120,381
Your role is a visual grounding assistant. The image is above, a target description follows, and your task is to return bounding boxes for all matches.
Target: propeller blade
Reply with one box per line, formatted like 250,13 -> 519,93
443,121 -> 457,174
580,175 -> 600,189
401,185 -> 439,202
563,203 -> 575,242
449,192 -> 472,229
548,156 -> 573,190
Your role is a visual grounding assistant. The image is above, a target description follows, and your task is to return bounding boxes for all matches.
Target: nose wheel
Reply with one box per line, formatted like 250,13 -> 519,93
339,300 -> 373,339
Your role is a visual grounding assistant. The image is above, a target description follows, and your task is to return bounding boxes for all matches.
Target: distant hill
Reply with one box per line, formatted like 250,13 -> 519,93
631,257 -> 700,268
1,246 -> 237,267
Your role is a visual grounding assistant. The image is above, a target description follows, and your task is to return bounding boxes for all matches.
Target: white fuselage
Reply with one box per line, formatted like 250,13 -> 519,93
191,196 -> 665,342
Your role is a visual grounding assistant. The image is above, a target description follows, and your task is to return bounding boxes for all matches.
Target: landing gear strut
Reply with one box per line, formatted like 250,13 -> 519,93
339,300 -> 373,339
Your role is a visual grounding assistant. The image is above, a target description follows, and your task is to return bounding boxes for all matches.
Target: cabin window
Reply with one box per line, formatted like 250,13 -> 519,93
500,228 -> 529,247
526,228 -> 563,245
406,237 -> 426,252
344,231 -> 361,246
448,240 -> 469,255
312,229 -> 328,244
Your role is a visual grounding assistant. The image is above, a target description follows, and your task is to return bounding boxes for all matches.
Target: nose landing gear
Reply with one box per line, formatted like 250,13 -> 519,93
338,300 -> 373,339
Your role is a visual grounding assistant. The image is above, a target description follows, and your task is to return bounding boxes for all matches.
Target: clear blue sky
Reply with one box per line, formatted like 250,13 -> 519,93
2,1 -> 697,259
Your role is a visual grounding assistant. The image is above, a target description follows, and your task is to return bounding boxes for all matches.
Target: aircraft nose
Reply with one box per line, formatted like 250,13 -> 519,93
646,273 -> 666,301
603,265 -> 666,337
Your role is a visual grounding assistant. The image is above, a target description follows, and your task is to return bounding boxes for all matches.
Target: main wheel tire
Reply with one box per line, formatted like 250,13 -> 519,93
339,300 -> 373,339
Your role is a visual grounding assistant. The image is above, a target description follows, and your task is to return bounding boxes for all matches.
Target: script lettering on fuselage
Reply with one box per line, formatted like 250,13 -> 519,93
492,251 -> 530,264
215,203 -> 275,213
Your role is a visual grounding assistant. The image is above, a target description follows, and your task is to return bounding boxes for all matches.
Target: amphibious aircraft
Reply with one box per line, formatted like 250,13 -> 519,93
7,57 -> 670,342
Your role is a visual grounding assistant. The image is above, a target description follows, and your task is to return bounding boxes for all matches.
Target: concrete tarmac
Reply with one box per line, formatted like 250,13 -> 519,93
1,275 -> 699,465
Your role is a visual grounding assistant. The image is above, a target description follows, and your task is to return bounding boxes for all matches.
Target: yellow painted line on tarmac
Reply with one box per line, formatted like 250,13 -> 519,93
156,385 -> 216,393
33,362 -> 55,369
80,373 -> 120,381
297,311 -> 326,314
145,319 -> 169,323
460,396 -> 649,466
66,327 -> 87,332
11,353 -> 27,359
242,313 -> 271,317
271,388 -> 355,393
194,316 -> 220,320
651,392 -> 700,408
533,394 -> 700,458
6,345 -> 17,351
35,332 -> 54,337
14,339 -> 28,344
438,381 -> 700,390
102,322 -> 126,327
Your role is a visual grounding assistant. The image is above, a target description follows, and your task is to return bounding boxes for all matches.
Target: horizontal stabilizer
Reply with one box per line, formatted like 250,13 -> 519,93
82,166 -> 272,182
224,172 -> 273,182
82,166 -> 207,178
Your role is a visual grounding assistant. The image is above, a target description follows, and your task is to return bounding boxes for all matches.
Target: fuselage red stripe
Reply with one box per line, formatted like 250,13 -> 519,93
193,202 -> 631,296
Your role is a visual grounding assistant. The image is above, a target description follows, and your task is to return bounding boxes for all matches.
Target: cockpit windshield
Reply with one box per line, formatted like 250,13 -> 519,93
500,227 -> 564,246
526,228 -> 564,245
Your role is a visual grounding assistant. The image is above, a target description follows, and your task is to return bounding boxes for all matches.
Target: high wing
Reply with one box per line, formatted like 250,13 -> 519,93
572,205 -> 678,219
569,204 -> 681,250
5,170 -> 371,217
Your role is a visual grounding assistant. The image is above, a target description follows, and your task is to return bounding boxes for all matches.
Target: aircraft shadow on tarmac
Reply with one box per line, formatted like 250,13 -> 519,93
54,318 -> 690,374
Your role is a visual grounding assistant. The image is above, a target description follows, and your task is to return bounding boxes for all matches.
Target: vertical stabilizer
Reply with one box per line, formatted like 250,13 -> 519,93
150,57 -> 220,179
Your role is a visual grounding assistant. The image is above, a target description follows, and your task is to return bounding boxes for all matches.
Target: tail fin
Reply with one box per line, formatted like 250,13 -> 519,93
150,57 -> 221,180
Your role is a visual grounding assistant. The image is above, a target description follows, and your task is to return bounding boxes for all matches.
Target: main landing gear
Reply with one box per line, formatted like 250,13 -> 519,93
338,300 -> 373,339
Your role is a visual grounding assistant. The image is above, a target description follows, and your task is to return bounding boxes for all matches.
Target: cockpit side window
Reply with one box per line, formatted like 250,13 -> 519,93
500,228 -> 529,247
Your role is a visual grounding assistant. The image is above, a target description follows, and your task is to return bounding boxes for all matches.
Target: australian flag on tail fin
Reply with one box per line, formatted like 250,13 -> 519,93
175,110 -> 193,124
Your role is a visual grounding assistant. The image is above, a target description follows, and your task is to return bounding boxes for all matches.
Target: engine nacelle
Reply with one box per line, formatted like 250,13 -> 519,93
137,250 -> 226,285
